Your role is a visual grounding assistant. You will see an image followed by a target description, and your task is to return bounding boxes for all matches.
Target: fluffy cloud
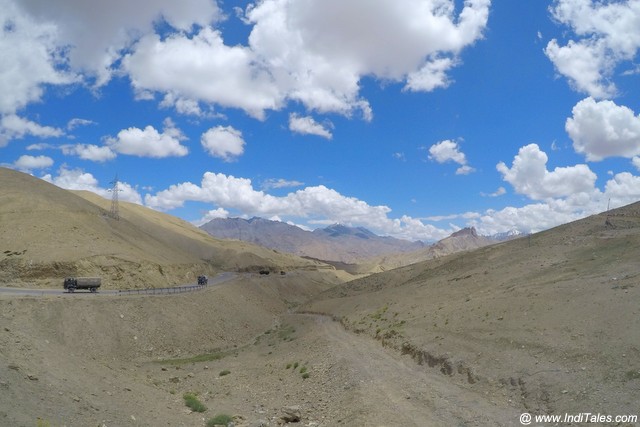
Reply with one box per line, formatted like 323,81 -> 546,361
566,97 -> 640,161
124,28 -> 281,120
106,120 -> 188,158
244,0 -> 489,117
289,114 -> 333,139
193,208 -> 230,226
429,139 -> 475,175
3,0 -> 490,129
16,0 -> 221,86
604,172 -> 640,205
497,143 -> 597,200
61,144 -> 117,162
0,1 -> 76,115
0,114 -> 63,147
472,168 -> 640,235
201,126 -> 245,161
144,171 -> 455,241
13,154 -> 53,171
42,166 -> 142,204
545,0 -> 640,98
122,0 -> 490,120
470,202 -> 588,235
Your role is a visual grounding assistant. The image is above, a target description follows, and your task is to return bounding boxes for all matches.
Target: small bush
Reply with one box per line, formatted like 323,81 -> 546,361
286,363 -> 292,369
301,372 -> 310,379
293,362 -> 299,369
207,414 -> 233,426
625,370 -> 640,381
299,366 -> 307,374
219,370 -> 231,377
183,392 -> 207,412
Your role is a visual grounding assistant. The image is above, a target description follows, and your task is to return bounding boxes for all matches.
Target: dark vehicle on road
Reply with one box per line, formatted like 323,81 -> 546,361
197,275 -> 208,286
64,277 -> 101,293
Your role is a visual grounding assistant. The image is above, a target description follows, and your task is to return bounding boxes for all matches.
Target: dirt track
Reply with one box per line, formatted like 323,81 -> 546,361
303,314 -> 519,426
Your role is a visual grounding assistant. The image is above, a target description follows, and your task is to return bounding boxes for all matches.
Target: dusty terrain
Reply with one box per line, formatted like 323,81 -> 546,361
0,168 -> 340,289
0,271 -> 521,427
1,168 -> 639,426
305,206 -> 640,425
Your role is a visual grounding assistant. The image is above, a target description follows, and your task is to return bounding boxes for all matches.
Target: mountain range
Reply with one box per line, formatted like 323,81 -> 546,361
199,217 -> 512,266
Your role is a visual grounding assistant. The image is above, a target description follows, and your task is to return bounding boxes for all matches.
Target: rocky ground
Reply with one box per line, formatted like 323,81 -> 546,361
0,271 -> 522,427
2,205 -> 640,427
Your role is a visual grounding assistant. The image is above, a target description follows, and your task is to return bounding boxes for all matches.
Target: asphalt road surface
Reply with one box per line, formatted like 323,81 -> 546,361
0,272 -> 236,297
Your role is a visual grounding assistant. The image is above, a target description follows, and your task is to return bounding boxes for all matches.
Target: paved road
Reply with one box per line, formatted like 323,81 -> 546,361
0,271 -> 237,297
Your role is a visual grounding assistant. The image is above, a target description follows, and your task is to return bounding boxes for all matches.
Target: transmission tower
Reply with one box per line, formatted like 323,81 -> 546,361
108,174 -> 122,220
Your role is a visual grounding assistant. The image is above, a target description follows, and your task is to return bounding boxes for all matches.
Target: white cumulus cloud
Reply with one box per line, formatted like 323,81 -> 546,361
2,0 -> 491,129
201,126 -> 245,161
497,143 -> 597,200
13,154 -> 53,171
15,0 -> 221,86
566,97 -> 640,161
42,166 -> 142,204
289,114 -> 333,139
124,28 -> 281,120
0,0 -> 76,115
192,208 -> 230,226
0,114 -> 64,147
429,139 -> 475,175
106,120 -> 188,158
61,144 -> 117,162
545,0 -> 640,98
144,171 -> 456,241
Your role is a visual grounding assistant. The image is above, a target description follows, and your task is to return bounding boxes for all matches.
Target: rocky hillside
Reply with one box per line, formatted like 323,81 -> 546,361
0,168 -> 335,289
305,202 -> 640,422
367,227 -> 495,271
200,217 -> 425,263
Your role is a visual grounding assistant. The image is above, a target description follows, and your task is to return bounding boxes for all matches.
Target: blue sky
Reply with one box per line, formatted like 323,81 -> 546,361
1,0 -> 640,241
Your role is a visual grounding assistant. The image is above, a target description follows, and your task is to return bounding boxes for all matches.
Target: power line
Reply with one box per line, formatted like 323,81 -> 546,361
108,174 -> 122,220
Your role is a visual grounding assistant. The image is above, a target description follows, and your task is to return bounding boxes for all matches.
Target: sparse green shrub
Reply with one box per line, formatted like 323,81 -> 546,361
299,366 -> 307,374
293,362 -> 299,369
286,363 -> 292,369
302,372 -> 310,379
207,414 -> 233,427
183,392 -> 207,412
625,370 -> 640,381
278,324 -> 296,341
219,370 -> 231,377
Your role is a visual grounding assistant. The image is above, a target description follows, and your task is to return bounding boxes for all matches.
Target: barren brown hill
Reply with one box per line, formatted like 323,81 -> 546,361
361,226 -> 495,272
304,202 -> 640,423
2,165 -> 639,426
0,167 -> 337,289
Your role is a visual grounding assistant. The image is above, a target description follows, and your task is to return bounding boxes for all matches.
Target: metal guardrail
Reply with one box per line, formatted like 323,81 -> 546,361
116,283 -> 208,296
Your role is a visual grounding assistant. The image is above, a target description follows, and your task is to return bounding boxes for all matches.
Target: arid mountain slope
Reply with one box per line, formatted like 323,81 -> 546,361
0,168 -> 336,289
370,226 -> 495,271
2,169 -> 639,425
305,202 -> 640,421
200,217 -> 425,263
